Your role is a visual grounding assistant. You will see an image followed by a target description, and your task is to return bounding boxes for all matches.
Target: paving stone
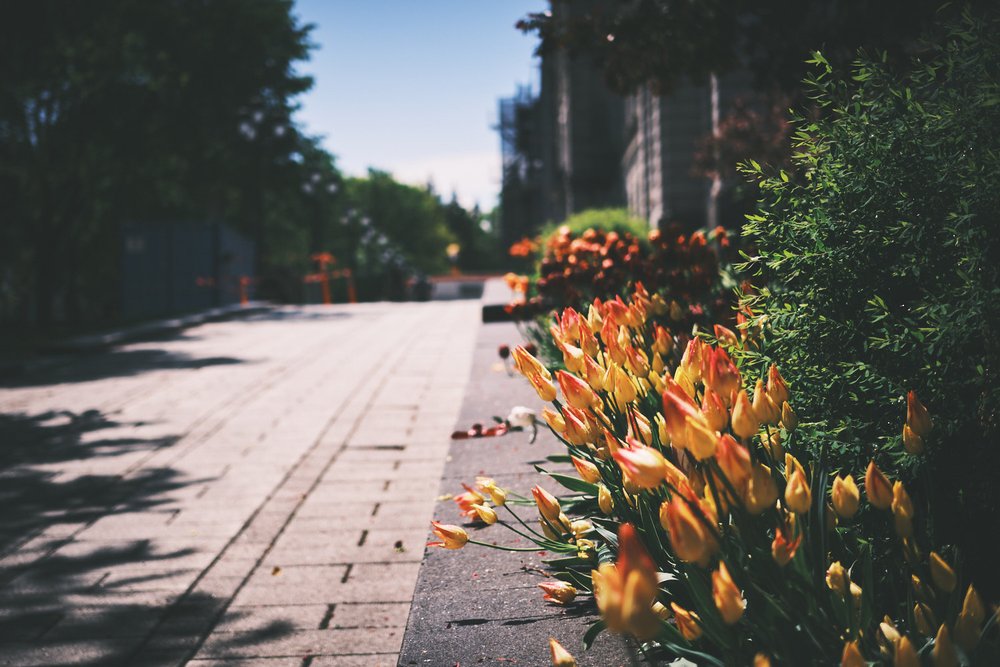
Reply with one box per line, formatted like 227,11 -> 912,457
195,627 -> 404,658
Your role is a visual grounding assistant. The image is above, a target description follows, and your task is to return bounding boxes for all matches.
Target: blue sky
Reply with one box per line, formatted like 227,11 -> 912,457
292,1 -> 547,210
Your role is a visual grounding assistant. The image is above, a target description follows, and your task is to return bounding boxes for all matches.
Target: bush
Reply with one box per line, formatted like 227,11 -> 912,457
539,208 -> 651,244
740,10 -> 1000,594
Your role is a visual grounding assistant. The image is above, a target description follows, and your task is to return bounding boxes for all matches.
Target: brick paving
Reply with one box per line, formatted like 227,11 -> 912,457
0,301 -> 479,666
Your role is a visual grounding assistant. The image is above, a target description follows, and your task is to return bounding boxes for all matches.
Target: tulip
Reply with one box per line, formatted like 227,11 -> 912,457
704,347 -> 741,401
701,387 -> 729,431
784,456 -> 811,514
752,378 -> 781,425
712,562 -> 745,624
684,415 -> 718,461
771,519 -> 801,566
472,504 -> 498,525
932,624 -> 959,667
673,365 -> 697,400
716,434 -> 752,491
624,344 -> 650,378
512,345 -> 550,380
428,521 -> 468,550
571,456 -> 601,484
911,574 -> 931,602
731,389 -> 760,439
929,552 -> 957,593
760,429 -> 783,460
542,406 -> 566,433
539,581 -> 578,605
614,445 -> 667,489
954,585 -> 984,651
629,411 -> 654,447
560,342 -> 585,375
841,641 -> 865,667
780,401 -> 798,431
714,324 -> 739,348
557,370 -> 600,411
671,603 -> 702,641
598,483 -> 614,514
532,485 -> 562,522
754,654 -> 772,667
826,561 -> 848,596
583,354 -> 604,390
660,496 -> 716,566
548,637 -> 577,667
902,423 -> 924,455
586,303 -> 603,333
653,324 -> 673,356
679,338 -> 705,381
914,602 -> 936,636
562,407 -> 591,446
745,462 -> 779,514
906,390 -> 932,437
591,524 -> 662,640
895,636 -> 919,667
528,372 -> 558,402
767,364 -> 790,406
662,378 -> 700,448
832,474 -> 860,519
865,461 -> 893,509
891,481 -> 914,538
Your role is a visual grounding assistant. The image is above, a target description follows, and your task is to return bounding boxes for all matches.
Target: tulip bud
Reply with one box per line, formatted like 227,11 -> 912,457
906,390 -> 932,437
895,636 -> 919,667
684,415 -> 719,461
767,364 -> 790,405
731,390 -> 760,439
841,641 -> 865,667
598,483 -> 614,514
548,637 -> 577,667
512,345 -> 550,380
832,474 -> 860,519
929,552 -> 957,593
784,457 -> 811,514
753,379 -> 781,425
571,456 -> 602,484
914,602 -> 936,636
954,585 -> 984,651
557,370 -> 599,411
780,401 -> 798,431
771,518 -> 801,566
932,624 -> 959,667
754,654 -> 772,667
583,354 -> 604,390
891,481 -> 914,538
673,365 -> 696,400
711,562 -> 746,624
716,434 -> 752,491
670,602 -> 703,640
539,581 -> 577,605
701,387 -> 729,431
428,521 -> 469,549
532,485 -> 562,522
911,574 -> 931,602
542,407 -> 566,433
759,429 -> 783,460
613,445 -> 667,489
472,504 -> 498,525
528,372 -> 558,402
660,497 -> 716,567
865,461 -> 893,509
826,561 -> 848,596
902,423 -> 925,455
745,462 -> 778,514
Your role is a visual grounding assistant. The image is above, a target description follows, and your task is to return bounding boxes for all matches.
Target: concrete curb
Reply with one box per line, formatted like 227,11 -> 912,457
398,279 -> 638,666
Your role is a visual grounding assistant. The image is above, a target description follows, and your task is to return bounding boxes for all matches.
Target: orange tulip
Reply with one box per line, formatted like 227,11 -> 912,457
745,462 -> 778,514
613,445 -> 667,489
891,481 -> 914,538
538,581 -> 578,605
571,456 -> 601,484
712,562 -> 745,624
548,637 -> 577,667
771,518 -> 801,566
752,378 -> 781,425
528,372 -> 558,402
841,641 -> 865,667
865,461 -> 893,509
831,474 -> 860,519
591,524 -> 662,640
684,415 -> 719,461
532,485 -> 562,522
767,364 -> 790,406
428,521 -> 469,550
660,496 -> 716,567
714,323 -> 739,348
784,455 -> 812,514
929,552 -> 957,593
512,345 -> 550,380
557,370 -> 600,411
671,602 -> 703,641
701,387 -> 729,431
895,636 -> 919,667
731,389 -> 760,439
716,434 -> 752,492
906,390 -> 932,437
932,624 -> 959,667
902,423 -> 925,455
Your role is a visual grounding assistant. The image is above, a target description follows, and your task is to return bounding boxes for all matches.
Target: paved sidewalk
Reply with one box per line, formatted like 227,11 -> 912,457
0,301 -> 479,665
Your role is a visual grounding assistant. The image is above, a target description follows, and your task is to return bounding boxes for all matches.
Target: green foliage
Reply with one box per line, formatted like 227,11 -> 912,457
739,9 -> 1000,593
540,208 -> 650,246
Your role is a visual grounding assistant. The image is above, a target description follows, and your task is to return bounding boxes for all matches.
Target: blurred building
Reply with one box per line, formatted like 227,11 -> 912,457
498,1 -> 750,238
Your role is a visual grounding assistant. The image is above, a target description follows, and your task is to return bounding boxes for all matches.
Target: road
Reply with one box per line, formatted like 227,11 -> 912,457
0,301 -> 479,666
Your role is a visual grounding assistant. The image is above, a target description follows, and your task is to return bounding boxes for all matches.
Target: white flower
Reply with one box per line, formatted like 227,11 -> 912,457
507,406 -> 537,428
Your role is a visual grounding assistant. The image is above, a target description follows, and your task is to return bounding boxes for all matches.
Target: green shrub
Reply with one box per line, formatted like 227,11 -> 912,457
540,208 -> 650,245
740,9 -> 1000,595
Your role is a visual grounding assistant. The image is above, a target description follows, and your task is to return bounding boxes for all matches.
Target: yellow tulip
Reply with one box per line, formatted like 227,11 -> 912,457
832,474 -> 860,519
